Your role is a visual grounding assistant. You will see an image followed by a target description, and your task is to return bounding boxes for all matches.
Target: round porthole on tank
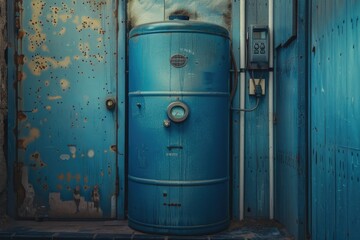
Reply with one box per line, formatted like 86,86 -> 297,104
167,101 -> 189,123
170,54 -> 187,68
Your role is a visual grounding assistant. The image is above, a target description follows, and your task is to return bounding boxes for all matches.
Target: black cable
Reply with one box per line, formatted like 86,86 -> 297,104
231,97 -> 260,112
230,46 -> 238,102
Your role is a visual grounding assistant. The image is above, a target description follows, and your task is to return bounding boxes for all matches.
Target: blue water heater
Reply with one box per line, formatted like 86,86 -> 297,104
128,18 -> 230,235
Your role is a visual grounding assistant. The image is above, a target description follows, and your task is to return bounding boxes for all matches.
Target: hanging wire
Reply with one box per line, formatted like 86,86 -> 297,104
230,45 -> 261,112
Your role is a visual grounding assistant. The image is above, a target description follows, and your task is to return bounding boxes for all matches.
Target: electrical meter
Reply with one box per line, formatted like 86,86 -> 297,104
248,25 -> 269,69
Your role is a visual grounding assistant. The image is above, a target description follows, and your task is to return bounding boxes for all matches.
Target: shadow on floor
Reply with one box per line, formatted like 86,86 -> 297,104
0,218 -> 294,240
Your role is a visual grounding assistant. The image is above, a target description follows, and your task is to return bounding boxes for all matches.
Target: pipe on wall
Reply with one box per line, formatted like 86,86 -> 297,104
268,0 -> 274,220
239,0 -> 246,221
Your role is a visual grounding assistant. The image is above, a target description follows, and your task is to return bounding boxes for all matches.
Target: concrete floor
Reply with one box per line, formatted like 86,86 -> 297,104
0,219 -> 294,240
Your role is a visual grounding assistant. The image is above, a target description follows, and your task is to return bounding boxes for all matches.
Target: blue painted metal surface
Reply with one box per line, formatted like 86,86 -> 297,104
117,0 -> 127,220
8,0 -> 126,219
128,20 -> 230,235
310,1 -> 360,239
244,0 -> 270,219
274,0 -> 308,239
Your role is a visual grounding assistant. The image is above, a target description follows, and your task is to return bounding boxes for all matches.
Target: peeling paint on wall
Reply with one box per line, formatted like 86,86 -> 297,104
18,128 -> 40,149
30,152 -> 47,169
27,0 -> 48,53
18,167 -> 37,217
27,56 -> 71,76
14,0 -> 119,219
47,95 -> 62,101
49,190 -> 103,217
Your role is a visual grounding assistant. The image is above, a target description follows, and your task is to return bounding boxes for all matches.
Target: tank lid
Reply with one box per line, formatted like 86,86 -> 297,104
129,21 -> 229,38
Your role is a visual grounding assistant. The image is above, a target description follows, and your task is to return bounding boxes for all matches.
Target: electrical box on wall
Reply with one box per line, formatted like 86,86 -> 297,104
247,25 -> 269,70
249,79 -> 265,96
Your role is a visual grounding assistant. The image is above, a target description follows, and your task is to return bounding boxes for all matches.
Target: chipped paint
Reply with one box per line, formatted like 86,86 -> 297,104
76,16 -> 104,34
78,42 -> 90,59
27,0 -> 48,52
92,185 -> 100,212
18,128 -> 40,149
59,79 -> 70,91
47,5 -> 73,27
41,45 -> 49,52
49,192 -> 103,217
57,27 -> 66,36
28,56 -> 71,76
59,154 -> 70,161
47,95 -> 62,101
14,0 -> 121,219
68,145 -> 76,158
30,152 -> 47,169
87,149 -> 95,158
18,167 -> 37,217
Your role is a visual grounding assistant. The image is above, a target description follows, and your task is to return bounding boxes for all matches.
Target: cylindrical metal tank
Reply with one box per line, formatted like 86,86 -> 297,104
128,19 -> 230,235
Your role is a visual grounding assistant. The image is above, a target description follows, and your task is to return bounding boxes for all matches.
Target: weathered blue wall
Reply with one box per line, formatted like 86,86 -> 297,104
310,1 -> 360,239
7,0 -> 126,219
274,0 -> 308,239
244,0 -> 270,219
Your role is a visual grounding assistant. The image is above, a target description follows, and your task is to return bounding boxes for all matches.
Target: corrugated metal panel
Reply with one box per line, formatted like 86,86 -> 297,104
244,0 -> 270,219
310,0 -> 360,239
274,0 -> 297,47
8,0 -> 125,219
274,1 -> 307,239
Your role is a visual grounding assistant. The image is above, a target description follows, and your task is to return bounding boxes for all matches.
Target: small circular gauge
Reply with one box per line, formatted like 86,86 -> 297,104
167,102 -> 189,123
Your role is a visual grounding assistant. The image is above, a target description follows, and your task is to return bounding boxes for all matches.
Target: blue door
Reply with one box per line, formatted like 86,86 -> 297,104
13,0 -> 123,219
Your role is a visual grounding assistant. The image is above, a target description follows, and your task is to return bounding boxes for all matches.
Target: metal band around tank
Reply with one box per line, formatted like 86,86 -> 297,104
128,175 -> 229,186
128,91 -> 229,96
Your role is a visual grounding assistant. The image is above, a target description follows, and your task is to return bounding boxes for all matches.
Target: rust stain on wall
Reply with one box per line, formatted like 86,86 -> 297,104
57,173 -> 65,181
17,71 -> 26,81
47,4 -> 73,27
28,56 -> 71,76
17,111 -> 27,121
75,16 -> 104,34
18,128 -> 40,149
30,152 -> 47,169
66,172 -> 72,182
28,0 -> 48,52
16,54 -> 25,65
